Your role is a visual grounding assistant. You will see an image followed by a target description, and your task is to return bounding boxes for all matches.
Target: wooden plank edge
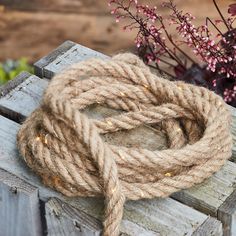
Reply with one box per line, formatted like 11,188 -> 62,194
0,71 -> 31,97
0,72 -> 43,123
34,40 -> 76,78
0,71 -> 33,123
0,168 -> 37,193
228,105 -> 236,161
0,168 -> 43,236
0,103 -> 26,123
192,217 -> 223,236
218,190 -> 236,236
172,191 -> 217,217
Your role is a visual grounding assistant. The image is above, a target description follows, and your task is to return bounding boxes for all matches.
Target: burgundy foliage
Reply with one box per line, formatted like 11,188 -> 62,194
109,0 -> 236,106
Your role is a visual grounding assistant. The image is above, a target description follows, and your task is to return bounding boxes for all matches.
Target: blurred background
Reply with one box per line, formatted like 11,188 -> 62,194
0,0 -> 232,62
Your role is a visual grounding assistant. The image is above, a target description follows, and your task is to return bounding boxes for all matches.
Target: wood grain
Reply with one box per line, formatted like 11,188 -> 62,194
0,71 -> 31,97
0,73 -> 47,123
45,198 -> 102,236
0,168 -> 42,236
34,41 -> 76,78
218,190 -> 236,236
228,106 -> 236,162
192,217 -> 223,236
36,41 -> 108,78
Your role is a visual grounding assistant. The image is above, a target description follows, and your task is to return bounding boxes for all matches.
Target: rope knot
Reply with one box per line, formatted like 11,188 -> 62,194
17,54 -> 232,236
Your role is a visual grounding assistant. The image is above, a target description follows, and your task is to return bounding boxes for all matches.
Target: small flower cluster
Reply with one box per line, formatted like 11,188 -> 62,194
224,87 -> 236,103
167,2 -> 236,78
109,0 -> 236,106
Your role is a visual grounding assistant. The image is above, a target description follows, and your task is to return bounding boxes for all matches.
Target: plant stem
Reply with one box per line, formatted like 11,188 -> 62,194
212,0 -> 230,31
206,17 -> 223,36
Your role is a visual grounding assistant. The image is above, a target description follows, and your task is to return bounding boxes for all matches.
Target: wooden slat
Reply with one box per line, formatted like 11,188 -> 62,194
0,73 -> 48,123
34,41 -> 76,78
228,106 -> 236,162
45,198 -> 102,236
192,217 -> 223,236
34,41 -> 108,79
0,71 -> 31,97
0,111 -> 222,235
0,168 -> 42,236
218,190 -> 236,236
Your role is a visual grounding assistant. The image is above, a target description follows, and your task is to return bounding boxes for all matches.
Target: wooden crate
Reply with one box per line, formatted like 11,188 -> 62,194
1,40 -> 236,235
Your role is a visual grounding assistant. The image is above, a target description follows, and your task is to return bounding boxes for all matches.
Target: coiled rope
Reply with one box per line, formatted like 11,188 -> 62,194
17,53 -> 232,236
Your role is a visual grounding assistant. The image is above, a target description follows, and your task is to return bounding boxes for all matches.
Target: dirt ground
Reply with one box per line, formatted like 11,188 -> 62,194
0,0 -> 233,63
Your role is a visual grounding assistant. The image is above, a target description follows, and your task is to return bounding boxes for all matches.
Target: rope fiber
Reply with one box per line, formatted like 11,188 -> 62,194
17,53 -> 232,235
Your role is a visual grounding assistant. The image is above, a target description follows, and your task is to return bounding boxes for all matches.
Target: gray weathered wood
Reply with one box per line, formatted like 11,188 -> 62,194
0,71 -> 31,97
172,163 -> 236,236
34,40 -> 76,78
228,105 -> 236,162
45,198 -> 102,236
0,73 -> 48,123
0,168 -> 42,236
218,190 -> 236,236
0,114 -> 222,235
192,217 -> 223,236
34,41 -> 108,79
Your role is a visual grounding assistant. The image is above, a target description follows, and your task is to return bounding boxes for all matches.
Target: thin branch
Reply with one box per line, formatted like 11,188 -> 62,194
206,17 -> 223,36
212,0 -> 230,30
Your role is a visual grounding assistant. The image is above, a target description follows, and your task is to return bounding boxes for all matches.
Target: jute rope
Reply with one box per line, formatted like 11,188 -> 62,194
17,53 -> 232,235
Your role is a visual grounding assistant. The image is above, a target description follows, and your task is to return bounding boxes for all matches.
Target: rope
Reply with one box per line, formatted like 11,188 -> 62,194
17,53 -> 232,236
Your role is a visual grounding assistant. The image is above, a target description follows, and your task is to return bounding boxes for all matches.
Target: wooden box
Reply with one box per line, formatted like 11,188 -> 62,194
1,41 -> 236,235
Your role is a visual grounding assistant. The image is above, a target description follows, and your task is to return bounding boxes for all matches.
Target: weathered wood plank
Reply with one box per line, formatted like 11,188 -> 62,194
0,71 -> 31,97
218,190 -> 236,236
34,40 -> 76,78
192,217 -> 223,236
0,73 -> 48,123
34,41 -> 108,79
45,198 -> 102,236
0,115 -> 222,235
0,168 -> 42,236
228,106 -> 236,161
